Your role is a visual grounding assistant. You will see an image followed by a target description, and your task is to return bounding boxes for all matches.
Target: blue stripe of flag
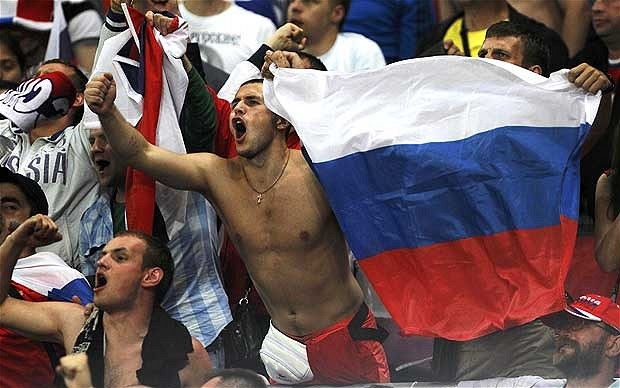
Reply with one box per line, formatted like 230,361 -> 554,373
312,124 -> 586,259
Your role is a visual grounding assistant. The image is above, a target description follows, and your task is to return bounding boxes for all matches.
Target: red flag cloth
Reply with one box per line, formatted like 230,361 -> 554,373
359,217 -> 576,340
124,7 -> 163,234
565,235 -> 618,298
16,0 -> 53,24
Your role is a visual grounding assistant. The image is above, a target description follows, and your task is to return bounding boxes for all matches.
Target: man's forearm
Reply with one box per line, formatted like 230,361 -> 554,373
0,234 -> 26,305
98,106 -> 150,169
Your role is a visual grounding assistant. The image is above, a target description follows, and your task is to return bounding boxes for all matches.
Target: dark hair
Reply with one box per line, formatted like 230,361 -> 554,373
485,21 -> 551,77
331,0 -> 351,31
0,31 -> 26,74
39,59 -> 88,125
298,51 -> 327,71
114,230 -> 174,304
205,368 -> 267,388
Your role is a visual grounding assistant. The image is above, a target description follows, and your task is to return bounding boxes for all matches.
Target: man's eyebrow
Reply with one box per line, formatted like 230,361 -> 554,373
0,196 -> 20,205
101,247 -> 129,255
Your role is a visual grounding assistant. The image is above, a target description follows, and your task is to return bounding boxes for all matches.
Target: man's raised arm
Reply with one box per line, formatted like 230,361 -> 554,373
0,215 -> 82,345
84,72 -> 223,196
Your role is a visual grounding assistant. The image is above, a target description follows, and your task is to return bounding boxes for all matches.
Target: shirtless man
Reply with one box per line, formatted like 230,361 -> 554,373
85,73 -> 390,385
0,216 -> 211,387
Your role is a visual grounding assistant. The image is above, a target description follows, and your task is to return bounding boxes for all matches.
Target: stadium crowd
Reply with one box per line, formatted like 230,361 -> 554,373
0,0 -> 618,387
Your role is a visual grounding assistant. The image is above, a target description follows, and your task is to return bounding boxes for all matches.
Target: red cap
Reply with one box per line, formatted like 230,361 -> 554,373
565,294 -> 620,333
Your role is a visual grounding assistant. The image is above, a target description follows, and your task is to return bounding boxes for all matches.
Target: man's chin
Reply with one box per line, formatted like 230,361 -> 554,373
236,146 -> 258,159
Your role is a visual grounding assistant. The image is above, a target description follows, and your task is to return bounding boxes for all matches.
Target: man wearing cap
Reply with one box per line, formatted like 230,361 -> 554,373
0,167 -> 93,388
0,60 -> 98,269
545,294 -> 620,388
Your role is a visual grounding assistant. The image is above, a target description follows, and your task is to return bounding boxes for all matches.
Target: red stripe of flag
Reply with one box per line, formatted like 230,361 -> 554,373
359,216 -> 576,340
16,0 -> 53,22
125,8 -> 162,234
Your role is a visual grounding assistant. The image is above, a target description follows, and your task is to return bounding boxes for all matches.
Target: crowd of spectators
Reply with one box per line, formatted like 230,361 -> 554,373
0,0 -> 618,387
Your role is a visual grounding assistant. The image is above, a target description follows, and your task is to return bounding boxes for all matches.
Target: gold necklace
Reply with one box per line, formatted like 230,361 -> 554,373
242,149 -> 291,205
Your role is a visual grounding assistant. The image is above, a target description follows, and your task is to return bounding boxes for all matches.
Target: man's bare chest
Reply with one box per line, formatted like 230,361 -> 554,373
104,342 -> 142,387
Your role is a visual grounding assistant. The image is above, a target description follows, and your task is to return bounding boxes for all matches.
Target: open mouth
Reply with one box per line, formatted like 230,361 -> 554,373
233,119 -> 247,140
94,272 -> 108,291
95,159 -> 110,173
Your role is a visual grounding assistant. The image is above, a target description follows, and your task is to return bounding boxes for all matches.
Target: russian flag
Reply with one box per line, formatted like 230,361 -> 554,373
11,251 -> 93,304
85,4 -> 189,237
264,56 -> 601,340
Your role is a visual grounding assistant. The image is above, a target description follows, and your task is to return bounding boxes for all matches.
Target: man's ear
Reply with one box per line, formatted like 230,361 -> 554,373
527,65 -> 543,76
330,3 -> 345,27
606,334 -> 620,358
142,267 -> 163,289
73,91 -> 85,108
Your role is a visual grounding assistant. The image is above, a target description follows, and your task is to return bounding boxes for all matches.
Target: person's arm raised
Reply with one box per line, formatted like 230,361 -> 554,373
594,173 -> 620,272
0,215 -> 84,345
85,72 -> 222,196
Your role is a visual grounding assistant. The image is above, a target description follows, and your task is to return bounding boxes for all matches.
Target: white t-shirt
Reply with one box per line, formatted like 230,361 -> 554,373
320,32 -> 386,73
179,2 -> 275,73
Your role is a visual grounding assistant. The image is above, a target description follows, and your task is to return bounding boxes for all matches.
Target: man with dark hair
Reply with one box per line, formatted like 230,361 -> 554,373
115,230 -> 174,305
286,0 -> 384,71
480,20 -> 613,158
481,21 -> 551,76
85,64 -> 391,385
0,216 -> 211,387
0,60 -> 99,268
544,294 -> 620,388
